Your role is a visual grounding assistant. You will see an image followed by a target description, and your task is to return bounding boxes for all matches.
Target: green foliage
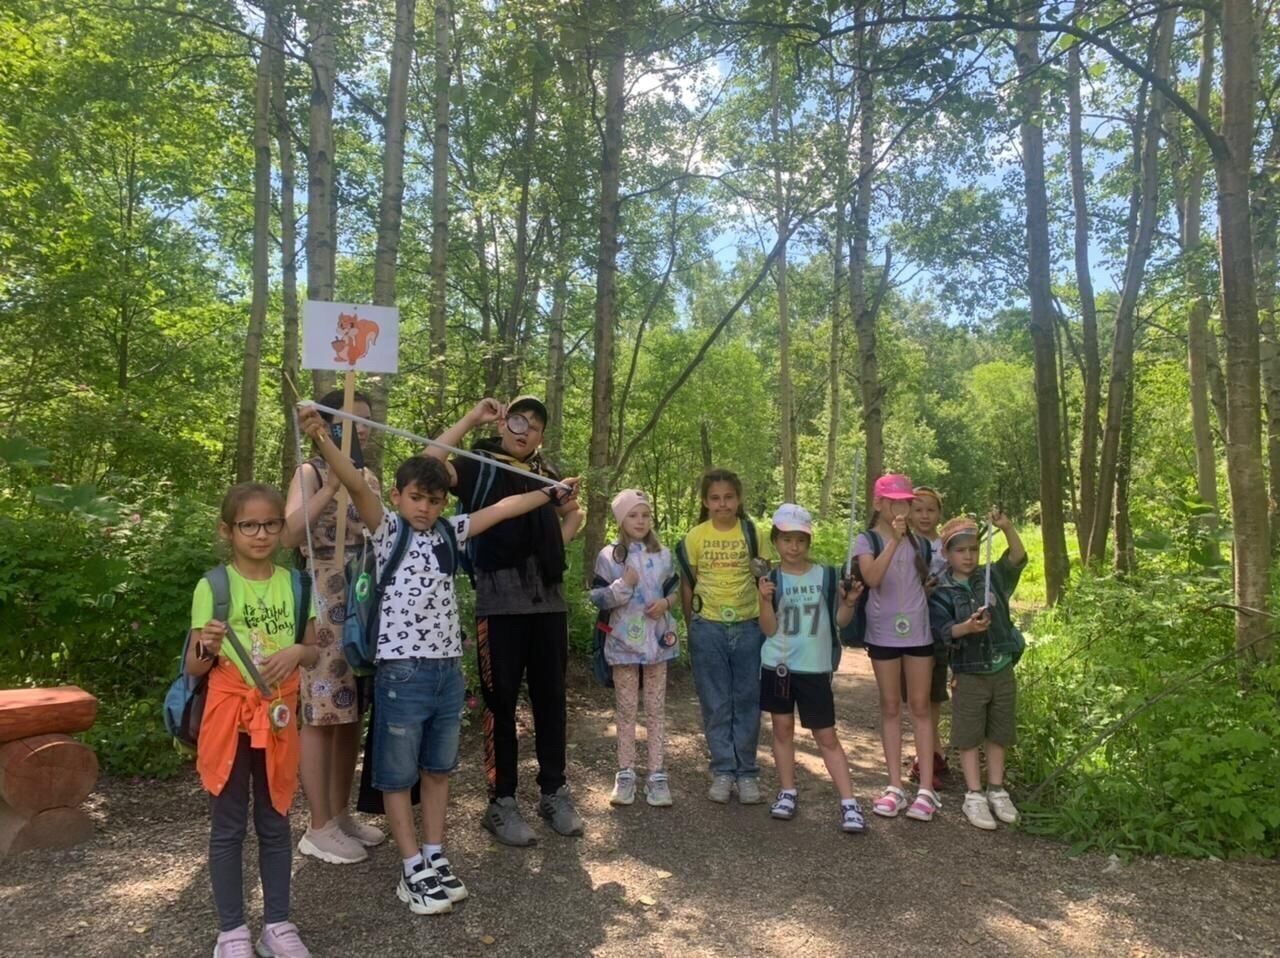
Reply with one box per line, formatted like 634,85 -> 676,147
1017,574 -> 1280,859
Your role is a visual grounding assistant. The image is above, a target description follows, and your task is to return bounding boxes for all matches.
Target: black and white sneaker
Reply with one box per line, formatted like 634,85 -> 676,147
396,865 -> 453,915
428,853 -> 469,903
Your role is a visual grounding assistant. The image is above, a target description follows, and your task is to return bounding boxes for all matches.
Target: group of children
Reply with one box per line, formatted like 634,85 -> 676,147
186,393 -> 1026,957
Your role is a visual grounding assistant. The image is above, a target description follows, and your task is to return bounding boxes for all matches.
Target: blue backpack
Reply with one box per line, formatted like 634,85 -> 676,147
767,564 -> 844,670
164,565 -> 310,751
341,518 -> 458,675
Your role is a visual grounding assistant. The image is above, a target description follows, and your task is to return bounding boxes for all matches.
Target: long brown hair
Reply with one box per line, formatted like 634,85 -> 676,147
697,468 -> 747,523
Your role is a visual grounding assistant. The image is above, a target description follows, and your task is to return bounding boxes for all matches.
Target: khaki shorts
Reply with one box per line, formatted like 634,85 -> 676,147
950,667 -> 1017,749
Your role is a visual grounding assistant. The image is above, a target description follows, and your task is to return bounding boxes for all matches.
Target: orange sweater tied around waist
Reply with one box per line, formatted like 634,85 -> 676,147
196,659 -> 300,816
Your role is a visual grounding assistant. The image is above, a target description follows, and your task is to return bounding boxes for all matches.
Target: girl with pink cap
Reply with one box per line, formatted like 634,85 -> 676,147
853,473 -> 942,822
590,489 -> 679,807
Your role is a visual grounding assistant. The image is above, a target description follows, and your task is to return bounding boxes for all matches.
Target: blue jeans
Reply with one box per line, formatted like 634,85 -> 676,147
689,616 -> 764,777
372,657 -> 465,790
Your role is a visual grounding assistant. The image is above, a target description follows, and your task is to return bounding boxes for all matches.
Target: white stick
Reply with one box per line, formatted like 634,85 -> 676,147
983,519 -> 994,608
290,406 -> 328,619
300,400 -> 569,490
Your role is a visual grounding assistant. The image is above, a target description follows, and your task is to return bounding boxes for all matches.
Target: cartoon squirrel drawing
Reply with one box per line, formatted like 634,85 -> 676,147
331,312 -> 380,366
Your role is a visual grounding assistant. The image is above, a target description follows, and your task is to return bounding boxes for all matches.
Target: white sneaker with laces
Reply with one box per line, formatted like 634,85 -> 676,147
962,790 -> 997,830
987,787 -> 1019,824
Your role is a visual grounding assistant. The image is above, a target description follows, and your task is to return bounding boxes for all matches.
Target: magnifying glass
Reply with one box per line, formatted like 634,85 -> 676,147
750,557 -> 772,580
505,412 -> 531,436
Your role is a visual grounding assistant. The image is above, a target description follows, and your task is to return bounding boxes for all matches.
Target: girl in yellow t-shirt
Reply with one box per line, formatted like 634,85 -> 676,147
677,468 -> 770,806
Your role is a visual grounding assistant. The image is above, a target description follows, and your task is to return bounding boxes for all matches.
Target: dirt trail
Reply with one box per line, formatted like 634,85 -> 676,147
2,654 -> 1276,957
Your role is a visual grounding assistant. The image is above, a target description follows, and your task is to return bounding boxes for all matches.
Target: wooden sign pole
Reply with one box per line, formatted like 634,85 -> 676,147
332,371 -> 356,570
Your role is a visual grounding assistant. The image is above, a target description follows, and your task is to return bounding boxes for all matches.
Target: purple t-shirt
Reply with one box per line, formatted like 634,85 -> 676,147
853,531 -> 930,647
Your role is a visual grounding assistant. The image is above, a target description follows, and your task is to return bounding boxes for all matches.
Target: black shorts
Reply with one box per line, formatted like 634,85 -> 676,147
759,667 -> 836,730
865,643 -> 935,662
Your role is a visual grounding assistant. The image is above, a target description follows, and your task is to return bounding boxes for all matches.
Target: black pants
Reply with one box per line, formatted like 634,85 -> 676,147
209,735 -> 291,932
476,612 -> 568,799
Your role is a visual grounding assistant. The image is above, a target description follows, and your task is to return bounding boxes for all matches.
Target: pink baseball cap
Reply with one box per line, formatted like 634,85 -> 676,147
611,488 -> 651,525
771,503 -> 813,536
874,473 -> 916,500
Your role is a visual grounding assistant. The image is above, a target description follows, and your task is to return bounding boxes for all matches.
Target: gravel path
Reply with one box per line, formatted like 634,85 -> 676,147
2,655 -> 1277,957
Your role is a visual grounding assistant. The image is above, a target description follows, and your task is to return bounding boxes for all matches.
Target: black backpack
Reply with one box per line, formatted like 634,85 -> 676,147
839,530 -> 932,648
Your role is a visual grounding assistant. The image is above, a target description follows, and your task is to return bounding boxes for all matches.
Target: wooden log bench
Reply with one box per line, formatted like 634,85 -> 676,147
0,687 -> 99,856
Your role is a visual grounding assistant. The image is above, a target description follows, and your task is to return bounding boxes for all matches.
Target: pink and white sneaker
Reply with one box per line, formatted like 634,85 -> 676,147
255,921 -> 311,958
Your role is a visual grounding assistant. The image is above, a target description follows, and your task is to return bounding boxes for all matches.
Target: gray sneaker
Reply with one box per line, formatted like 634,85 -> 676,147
482,797 -> 537,847
707,774 -> 734,803
736,776 -> 763,804
538,785 -> 585,836
645,771 -> 672,807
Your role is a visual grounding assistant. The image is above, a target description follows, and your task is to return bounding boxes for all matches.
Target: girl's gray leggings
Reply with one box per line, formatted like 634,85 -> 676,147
209,735 -> 292,931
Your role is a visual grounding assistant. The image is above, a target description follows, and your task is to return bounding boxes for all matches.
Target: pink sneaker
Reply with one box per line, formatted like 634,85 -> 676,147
256,921 -> 311,958
213,926 -> 254,958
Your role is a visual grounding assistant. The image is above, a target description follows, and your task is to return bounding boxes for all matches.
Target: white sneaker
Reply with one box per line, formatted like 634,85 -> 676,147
610,768 -> 637,806
427,852 -> 469,903
962,791 -> 997,830
337,812 -> 386,847
298,820 -> 368,864
397,865 -> 453,915
987,788 -> 1020,824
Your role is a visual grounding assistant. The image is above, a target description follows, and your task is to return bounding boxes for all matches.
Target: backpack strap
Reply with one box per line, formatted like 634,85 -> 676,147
433,517 -> 459,575
766,567 -> 781,613
206,565 -> 272,698
742,518 -> 759,560
823,564 -> 843,670
380,519 -> 414,591
207,564 -> 232,623
291,568 -> 312,645
661,572 -> 680,599
674,538 -> 696,588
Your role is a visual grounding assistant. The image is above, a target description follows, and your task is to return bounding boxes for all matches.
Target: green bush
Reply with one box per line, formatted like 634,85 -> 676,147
1016,573 -> 1280,859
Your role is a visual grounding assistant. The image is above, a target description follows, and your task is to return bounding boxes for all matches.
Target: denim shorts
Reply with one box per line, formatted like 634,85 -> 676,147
372,657 -> 465,790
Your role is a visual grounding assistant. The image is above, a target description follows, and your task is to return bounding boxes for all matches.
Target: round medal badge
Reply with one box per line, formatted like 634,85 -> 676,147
721,606 -> 739,623
894,613 -> 911,637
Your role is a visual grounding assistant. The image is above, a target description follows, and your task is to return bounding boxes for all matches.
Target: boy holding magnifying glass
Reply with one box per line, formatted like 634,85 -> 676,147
427,396 -> 585,847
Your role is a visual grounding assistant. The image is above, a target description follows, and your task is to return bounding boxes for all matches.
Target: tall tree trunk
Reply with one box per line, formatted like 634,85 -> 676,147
1177,12 -> 1220,561
1253,124 -> 1280,554
234,15 -> 274,482
1068,14 -> 1100,557
1086,11 -> 1174,566
275,4 -> 301,488
771,42 -> 795,500
821,198 -> 847,518
583,18 -> 626,585
544,254 -> 568,464
427,0 -> 450,429
1015,13 -> 1070,605
1055,313 -> 1078,523
366,0 -> 415,480
850,5 -> 881,511
1216,0 -> 1272,664
306,2 -> 337,397
1113,374 -> 1136,575
501,67 -> 542,400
